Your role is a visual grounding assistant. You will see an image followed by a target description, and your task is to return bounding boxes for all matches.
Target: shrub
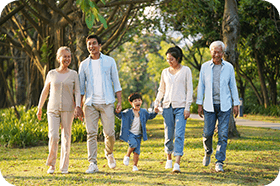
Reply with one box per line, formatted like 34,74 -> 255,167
0,106 -> 121,148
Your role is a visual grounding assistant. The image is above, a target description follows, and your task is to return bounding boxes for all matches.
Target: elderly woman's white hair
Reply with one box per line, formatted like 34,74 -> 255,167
56,46 -> 71,61
209,41 -> 225,52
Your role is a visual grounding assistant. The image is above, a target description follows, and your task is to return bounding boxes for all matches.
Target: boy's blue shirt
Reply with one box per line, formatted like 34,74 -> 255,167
115,108 -> 157,142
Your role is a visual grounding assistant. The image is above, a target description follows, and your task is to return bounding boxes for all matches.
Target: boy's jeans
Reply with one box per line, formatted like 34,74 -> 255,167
162,106 -> 187,156
203,104 -> 231,164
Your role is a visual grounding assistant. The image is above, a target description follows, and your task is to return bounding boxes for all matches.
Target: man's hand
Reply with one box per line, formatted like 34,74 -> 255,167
115,102 -> 122,113
154,106 -> 159,113
184,110 -> 190,119
74,106 -> 84,121
197,105 -> 204,118
233,106 -> 239,118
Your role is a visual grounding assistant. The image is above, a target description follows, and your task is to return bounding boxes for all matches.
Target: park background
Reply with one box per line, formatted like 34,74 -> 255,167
0,0 -> 280,185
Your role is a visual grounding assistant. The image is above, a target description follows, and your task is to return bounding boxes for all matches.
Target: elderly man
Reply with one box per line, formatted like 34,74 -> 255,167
78,34 -> 122,173
196,41 -> 240,172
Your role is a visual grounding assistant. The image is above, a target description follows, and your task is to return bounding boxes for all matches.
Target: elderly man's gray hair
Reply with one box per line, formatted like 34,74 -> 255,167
209,41 -> 225,52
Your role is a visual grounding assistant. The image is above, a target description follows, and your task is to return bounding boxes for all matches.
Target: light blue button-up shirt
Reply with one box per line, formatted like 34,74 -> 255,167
196,59 -> 240,112
78,53 -> 122,106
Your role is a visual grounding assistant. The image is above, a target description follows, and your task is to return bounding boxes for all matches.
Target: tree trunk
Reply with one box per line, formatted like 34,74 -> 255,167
254,49 -> 270,108
222,0 -> 240,138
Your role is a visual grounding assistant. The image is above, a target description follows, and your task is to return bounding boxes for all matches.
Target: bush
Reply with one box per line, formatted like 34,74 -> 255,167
244,104 -> 280,116
0,106 -> 121,148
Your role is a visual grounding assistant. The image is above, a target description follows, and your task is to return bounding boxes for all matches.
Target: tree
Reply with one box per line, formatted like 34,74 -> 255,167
0,0 -> 167,109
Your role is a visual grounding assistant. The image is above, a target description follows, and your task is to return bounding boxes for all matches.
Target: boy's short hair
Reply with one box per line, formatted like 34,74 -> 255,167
128,92 -> 142,102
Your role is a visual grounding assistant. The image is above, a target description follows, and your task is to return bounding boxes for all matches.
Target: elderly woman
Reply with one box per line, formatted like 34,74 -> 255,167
154,46 -> 193,173
37,46 -> 81,174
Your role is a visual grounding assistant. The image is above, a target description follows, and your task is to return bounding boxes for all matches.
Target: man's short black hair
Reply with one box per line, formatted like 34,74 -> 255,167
128,92 -> 142,102
86,34 -> 101,44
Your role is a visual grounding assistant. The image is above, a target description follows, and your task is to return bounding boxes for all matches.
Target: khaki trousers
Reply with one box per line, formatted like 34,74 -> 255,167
84,104 -> 115,164
46,110 -> 74,172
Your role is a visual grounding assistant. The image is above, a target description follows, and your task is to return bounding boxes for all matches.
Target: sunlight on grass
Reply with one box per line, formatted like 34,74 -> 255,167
0,115 -> 279,185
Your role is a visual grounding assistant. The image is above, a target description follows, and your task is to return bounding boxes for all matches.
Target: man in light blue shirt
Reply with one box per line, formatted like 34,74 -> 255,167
196,41 -> 240,172
78,35 -> 122,173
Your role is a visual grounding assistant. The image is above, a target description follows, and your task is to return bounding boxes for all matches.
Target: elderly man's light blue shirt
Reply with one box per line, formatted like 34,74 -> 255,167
79,53 -> 122,106
196,59 -> 240,112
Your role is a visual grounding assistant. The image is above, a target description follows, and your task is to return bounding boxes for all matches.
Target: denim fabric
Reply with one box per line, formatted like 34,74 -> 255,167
115,108 -> 157,142
128,132 -> 142,155
162,106 -> 187,156
203,104 -> 231,164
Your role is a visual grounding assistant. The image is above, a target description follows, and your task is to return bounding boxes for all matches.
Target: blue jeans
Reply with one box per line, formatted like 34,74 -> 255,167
128,132 -> 142,155
203,104 -> 231,164
163,106 -> 187,156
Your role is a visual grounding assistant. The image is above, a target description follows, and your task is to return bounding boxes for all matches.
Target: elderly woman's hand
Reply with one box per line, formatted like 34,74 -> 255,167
37,109 -> 42,121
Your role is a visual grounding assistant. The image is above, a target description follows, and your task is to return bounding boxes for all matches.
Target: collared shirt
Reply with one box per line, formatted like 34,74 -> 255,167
115,108 -> 157,142
196,59 -> 240,112
155,66 -> 193,111
78,53 -> 122,106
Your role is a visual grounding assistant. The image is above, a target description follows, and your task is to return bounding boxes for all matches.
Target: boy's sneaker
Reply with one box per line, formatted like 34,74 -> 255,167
165,160 -> 172,169
132,165 -> 138,171
215,162 -> 224,172
123,156 -> 130,166
85,163 -> 99,173
105,153 -> 116,169
203,154 -> 211,166
172,163 -> 180,173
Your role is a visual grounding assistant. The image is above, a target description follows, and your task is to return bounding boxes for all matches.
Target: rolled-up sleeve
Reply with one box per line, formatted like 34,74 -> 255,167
78,63 -> 86,96
111,59 -> 122,93
196,65 -> 205,105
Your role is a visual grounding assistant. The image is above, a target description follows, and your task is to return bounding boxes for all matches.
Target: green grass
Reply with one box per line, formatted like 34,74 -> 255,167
241,114 -> 280,123
1,115 -> 280,186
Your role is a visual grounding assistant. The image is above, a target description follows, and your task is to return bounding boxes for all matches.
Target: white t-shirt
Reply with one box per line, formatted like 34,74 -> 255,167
130,116 -> 141,135
91,59 -> 106,104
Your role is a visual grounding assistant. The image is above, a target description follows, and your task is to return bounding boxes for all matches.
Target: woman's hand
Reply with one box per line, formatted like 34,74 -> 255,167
184,110 -> 190,119
154,106 -> 159,113
37,109 -> 42,121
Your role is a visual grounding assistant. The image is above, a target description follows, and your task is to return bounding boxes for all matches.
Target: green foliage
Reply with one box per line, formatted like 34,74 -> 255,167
76,0 -> 107,29
244,104 -> 280,117
40,36 -> 53,65
0,106 -> 121,148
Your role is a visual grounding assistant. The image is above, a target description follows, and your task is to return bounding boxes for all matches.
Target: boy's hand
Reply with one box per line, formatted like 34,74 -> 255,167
154,106 -> 159,113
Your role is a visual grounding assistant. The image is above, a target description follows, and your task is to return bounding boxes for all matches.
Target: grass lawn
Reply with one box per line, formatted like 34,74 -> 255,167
0,115 -> 280,186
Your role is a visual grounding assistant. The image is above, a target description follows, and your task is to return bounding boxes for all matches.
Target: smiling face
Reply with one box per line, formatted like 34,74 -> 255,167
130,98 -> 142,111
166,53 -> 180,69
211,46 -> 224,65
58,49 -> 71,68
87,38 -> 101,59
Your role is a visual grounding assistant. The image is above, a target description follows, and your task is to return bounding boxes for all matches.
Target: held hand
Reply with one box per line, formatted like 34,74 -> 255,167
197,105 -> 204,118
115,102 -> 122,113
74,106 -> 84,121
154,106 -> 159,113
184,110 -> 190,119
36,109 -> 42,121
233,106 -> 239,118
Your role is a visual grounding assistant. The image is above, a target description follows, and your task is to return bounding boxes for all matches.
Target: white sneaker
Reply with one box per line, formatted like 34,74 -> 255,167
215,162 -> 224,172
85,163 -> 99,173
132,165 -> 138,171
61,170 -> 68,174
105,153 -> 116,169
173,163 -> 180,173
47,166 -> 55,174
165,160 -> 172,169
123,156 -> 130,166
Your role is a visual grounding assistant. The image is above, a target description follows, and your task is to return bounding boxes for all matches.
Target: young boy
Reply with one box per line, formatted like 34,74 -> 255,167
115,92 -> 158,171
